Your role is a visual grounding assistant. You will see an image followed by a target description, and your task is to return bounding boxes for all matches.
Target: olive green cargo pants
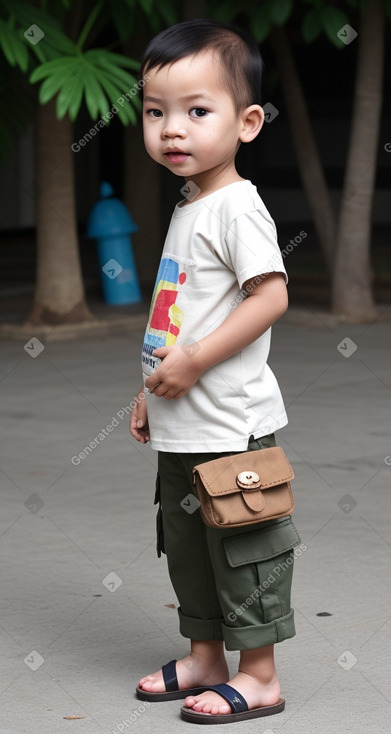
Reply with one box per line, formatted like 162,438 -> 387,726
156,434 -> 301,651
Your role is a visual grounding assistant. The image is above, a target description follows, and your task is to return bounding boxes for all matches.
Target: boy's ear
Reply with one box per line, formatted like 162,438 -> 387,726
239,105 -> 264,143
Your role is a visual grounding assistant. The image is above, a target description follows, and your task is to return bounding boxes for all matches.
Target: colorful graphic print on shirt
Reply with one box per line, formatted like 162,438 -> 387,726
142,256 -> 186,375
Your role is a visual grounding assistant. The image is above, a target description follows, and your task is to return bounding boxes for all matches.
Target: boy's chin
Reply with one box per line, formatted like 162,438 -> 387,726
164,164 -> 194,178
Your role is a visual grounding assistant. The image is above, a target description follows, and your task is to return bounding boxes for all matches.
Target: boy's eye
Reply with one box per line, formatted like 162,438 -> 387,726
189,107 -> 208,118
146,109 -> 163,118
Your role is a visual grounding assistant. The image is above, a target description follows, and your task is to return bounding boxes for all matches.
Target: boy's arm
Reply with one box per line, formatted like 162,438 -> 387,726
145,272 -> 287,400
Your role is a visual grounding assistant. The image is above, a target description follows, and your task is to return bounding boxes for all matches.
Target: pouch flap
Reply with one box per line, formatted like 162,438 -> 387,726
193,447 -> 294,497
223,518 -> 301,567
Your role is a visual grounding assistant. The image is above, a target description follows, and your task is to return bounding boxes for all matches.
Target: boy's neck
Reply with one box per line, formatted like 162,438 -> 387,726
182,168 -> 245,205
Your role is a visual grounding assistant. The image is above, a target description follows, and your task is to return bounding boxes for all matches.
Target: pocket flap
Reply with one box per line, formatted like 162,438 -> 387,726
223,518 -> 301,567
193,447 -> 294,497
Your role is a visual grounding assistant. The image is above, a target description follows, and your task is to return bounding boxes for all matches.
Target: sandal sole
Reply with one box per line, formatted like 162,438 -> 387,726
180,697 -> 285,723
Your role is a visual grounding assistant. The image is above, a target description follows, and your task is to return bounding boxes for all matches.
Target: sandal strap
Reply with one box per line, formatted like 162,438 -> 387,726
204,683 -> 248,713
162,659 -> 178,692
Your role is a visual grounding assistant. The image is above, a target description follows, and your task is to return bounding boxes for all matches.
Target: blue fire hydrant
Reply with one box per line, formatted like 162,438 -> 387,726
86,182 -> 142,305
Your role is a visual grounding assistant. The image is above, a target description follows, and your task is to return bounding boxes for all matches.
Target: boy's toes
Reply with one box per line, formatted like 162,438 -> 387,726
138,676 -> 159,691
193,700 -> 230,714
219,703 -> 231,714
193,701 -> 208,712
213,703 -> 230,715
192,700 -> 210,713
184,695 -> 196,707
184,693 -> 231,715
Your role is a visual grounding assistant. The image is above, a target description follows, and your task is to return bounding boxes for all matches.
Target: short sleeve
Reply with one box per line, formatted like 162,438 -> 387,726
223,210 -> 288,289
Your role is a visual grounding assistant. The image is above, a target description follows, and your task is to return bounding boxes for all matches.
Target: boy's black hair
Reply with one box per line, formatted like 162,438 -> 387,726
139,18 -> 263,114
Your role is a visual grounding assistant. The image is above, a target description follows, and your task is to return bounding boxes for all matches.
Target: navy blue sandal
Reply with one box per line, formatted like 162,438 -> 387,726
136,659 -> 208,702
180,683 -> 285,724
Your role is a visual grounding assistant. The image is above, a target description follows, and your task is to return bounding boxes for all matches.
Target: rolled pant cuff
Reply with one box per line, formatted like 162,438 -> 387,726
178,606 -> 224,641
222,609 -> 296,651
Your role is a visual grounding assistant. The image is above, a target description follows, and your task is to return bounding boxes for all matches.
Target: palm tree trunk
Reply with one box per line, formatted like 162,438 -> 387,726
123,33 -> 162,292
123,119 -> 162,292
331,0 -> 383,320
270,26 -> 336,273
26,98 -> 94,326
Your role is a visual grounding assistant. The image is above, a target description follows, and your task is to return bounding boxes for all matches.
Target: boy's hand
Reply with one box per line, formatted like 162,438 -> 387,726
129,386 -> 150,442
144,345 -> 203,400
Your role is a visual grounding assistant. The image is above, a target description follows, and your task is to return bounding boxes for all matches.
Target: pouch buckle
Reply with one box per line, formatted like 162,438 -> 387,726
236,470 -> 261,490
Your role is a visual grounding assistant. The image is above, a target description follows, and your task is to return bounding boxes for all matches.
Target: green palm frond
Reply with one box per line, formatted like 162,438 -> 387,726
1,0 -> 78,63
0,16 -> 29,71
0,0 -> 180,159
30,48 -> 142,123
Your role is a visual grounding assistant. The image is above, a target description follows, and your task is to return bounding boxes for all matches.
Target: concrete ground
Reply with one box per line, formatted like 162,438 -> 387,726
1,312 -> 391,733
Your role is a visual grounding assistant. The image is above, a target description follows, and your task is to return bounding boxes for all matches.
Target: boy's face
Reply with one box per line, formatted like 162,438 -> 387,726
142,50 -> 257,189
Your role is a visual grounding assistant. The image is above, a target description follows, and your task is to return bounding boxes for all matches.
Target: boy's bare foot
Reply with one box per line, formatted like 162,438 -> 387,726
184,644 -> 280,716
183,669 -> 280,715
138,641 -> 229,693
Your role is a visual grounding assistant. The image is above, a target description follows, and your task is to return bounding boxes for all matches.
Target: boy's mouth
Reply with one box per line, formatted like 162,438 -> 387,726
164,148 -> 190,163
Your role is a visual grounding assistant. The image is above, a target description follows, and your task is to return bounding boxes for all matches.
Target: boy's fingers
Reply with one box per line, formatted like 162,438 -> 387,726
130,425 -> 148,442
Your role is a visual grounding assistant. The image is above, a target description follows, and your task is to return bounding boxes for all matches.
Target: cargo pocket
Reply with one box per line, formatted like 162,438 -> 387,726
222,517 -> 300,625
154,473 -> 165,558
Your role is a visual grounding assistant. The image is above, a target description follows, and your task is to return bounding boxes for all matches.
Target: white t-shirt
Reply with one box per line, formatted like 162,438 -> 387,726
141,179 -> 288,452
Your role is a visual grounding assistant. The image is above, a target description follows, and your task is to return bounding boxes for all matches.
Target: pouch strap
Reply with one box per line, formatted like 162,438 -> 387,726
241,490 -> 265,512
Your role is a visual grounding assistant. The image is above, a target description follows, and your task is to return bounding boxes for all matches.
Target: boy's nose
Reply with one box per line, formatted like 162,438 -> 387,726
161,119 -> 187,139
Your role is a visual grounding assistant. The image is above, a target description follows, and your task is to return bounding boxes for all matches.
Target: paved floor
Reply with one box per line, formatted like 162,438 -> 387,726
1,314 -> 391,733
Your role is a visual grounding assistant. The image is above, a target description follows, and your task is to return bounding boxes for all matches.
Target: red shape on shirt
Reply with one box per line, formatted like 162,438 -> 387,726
168,324 -> 180,336
150,289 -> 177,331
178,272 -> 186,284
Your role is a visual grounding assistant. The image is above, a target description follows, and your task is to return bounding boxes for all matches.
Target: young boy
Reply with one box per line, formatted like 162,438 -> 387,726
130,18 -> 301,724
